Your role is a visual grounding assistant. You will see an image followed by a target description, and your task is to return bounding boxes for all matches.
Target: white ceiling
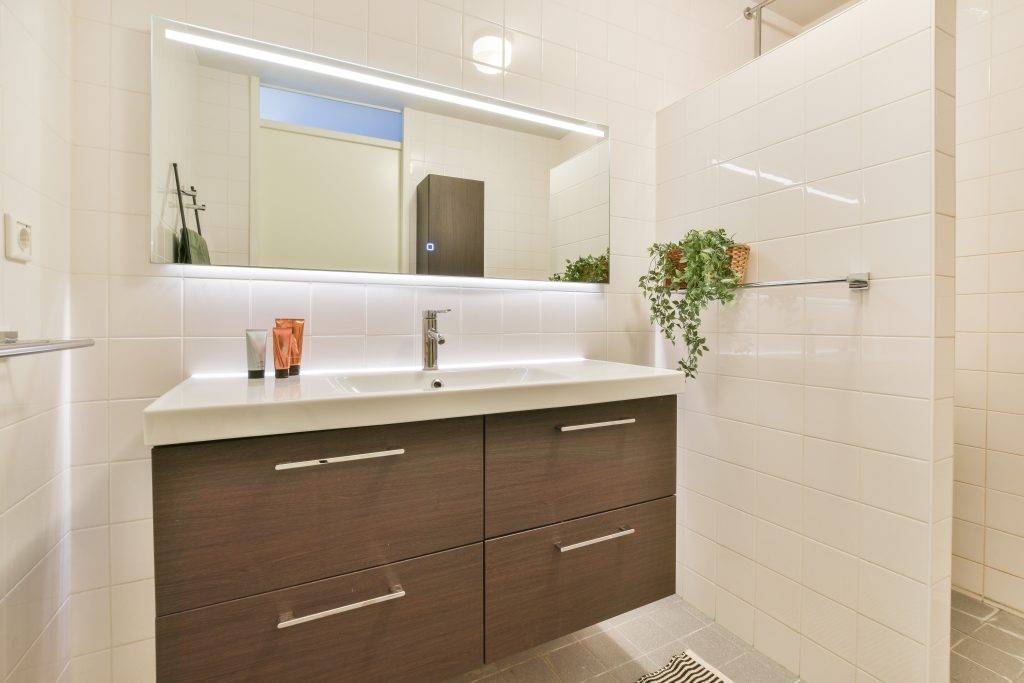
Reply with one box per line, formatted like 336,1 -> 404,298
767,0 -> 852,27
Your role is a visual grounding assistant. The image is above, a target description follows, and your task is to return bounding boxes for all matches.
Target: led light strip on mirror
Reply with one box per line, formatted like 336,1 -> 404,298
164,29 -> 606,139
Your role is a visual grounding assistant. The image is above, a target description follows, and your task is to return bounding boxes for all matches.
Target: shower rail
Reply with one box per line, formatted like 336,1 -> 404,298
0,334 -> 95,358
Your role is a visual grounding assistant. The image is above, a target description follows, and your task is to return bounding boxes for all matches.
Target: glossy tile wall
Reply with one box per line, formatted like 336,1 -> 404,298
402,107 -> 560,281
657,1 -> 957,681
953,0 -> 1024,615
549,139 -> 611,275
64,0 -> 759,680
0,0 -> 73,680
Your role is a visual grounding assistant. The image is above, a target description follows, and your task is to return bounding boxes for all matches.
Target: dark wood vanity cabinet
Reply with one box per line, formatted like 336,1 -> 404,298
485,396 -> 676,537
152,396 -> 676,682
152,417 -> 483,616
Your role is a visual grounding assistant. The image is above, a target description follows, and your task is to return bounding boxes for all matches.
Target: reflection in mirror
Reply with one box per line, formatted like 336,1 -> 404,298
743,0 -> 857,55
150,19 -> 610,284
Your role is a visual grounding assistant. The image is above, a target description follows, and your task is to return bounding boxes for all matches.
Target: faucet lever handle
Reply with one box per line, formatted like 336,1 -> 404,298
422,308 -> 452,319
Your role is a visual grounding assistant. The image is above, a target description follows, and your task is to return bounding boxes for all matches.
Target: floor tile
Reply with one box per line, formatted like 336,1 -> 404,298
955,635 -> 1024,679
993,612 -> 1024,640
951,653 -> 1012,682
643,638 -> 685,671
975,624 -> 1024,659
648,602 -> 708,640
543,641 -> 606,682
598,657 -> 651,682
720,651 -> 800,683
955,608 -> 989,635
487,657 -> 558,682
616,615 -> 677,654
955,591 -> 1000,620
678,625 -> 750,669
580,630 -> 642,671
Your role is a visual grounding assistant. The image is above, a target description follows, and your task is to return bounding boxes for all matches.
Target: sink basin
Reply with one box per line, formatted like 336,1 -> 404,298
333,366 -> 567,394
143,359 -> 685,446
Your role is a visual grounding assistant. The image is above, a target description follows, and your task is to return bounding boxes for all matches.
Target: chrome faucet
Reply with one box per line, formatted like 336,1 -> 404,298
421,309 -> 450,371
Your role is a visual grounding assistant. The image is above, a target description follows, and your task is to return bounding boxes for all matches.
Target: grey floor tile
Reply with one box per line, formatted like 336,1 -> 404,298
580,631 -> 644,671
643,638 -> 685,672
598,658 -> 652,683
951,653 -> 1011,682
955,635 -> 1024,679
955,608 -> 989,635
616,615 -> 677,654
955,591 -> 1000,620
720,651 -> 799,683
976,624 -> 1024,659
542,641 -> 606,682
648,602 -> 707,640
678,625 -> 749,669
993,611 -> 1024,639
570,623 -> 604,641
486,657 -> 559,683
446,663 -> 499,682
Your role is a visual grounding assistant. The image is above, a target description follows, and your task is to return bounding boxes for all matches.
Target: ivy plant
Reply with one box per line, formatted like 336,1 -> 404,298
550,248 -> 610,284
638,229 -> 741,378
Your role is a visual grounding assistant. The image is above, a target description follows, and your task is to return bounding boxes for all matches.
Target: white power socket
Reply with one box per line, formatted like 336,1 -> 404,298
4,213 -> 32,263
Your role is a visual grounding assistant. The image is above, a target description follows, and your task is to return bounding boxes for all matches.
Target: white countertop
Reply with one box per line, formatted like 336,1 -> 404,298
143,359 -> 685,446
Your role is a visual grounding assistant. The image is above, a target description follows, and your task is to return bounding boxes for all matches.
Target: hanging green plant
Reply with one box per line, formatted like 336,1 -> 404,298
549,248 -> 610,283
638,229 -> 748,378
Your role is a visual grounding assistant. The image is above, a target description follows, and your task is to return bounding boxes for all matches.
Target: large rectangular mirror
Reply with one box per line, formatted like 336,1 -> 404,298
150,18 -> 610,283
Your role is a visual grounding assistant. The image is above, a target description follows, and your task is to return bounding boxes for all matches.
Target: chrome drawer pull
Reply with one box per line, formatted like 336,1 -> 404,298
555,527 -> 635,553
275,448 -> 405,471
558,418 -> 636,432
277,585 -> 405,629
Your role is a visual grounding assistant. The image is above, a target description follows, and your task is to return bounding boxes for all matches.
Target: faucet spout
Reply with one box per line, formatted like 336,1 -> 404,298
421,309 -> 450,370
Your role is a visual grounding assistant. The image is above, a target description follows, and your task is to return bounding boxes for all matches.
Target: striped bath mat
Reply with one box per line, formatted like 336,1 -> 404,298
636,649 -> 733,683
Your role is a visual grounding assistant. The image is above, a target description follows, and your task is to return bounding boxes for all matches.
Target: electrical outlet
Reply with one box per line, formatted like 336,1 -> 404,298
4,213 -> 32,263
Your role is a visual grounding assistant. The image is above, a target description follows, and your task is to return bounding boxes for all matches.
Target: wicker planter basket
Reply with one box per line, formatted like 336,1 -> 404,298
666,244 -> 750,288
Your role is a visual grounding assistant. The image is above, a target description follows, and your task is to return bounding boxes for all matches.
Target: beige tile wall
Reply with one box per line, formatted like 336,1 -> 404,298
657,1 -> 956,680
953,0 -> 1024,615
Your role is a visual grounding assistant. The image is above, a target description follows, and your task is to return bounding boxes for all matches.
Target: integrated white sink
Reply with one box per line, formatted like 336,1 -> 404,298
143,359 -> 685,446
333,366 -> 568,394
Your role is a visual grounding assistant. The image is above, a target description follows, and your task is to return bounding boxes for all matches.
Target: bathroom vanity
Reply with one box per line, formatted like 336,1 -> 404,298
144,360 -> 682,682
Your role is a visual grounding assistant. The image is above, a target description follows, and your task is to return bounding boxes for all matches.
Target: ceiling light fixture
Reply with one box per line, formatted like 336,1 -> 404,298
472,35 -> 511,75
166,28 -> 604,138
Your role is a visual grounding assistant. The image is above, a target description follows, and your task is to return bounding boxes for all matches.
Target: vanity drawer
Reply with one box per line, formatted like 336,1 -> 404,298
156,544 -> 483,682
485,396 -> 676,537
153,416 -> 483,616
485,496 -> 675,661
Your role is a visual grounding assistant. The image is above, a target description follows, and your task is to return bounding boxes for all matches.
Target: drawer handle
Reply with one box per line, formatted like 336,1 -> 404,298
555,527 -> 635,553
274,448 -> 405,471
277,585 -> 406,629
558,418 -> 636,432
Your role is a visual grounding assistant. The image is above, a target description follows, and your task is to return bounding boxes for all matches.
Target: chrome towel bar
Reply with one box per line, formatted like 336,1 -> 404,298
678,273 -> 869,292
0,334 -> 95,358
738,273 -> 870,290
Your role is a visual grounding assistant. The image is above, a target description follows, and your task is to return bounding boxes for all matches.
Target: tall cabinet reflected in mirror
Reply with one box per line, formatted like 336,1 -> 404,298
150,18 -> 610,284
